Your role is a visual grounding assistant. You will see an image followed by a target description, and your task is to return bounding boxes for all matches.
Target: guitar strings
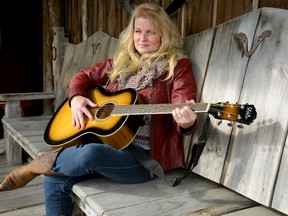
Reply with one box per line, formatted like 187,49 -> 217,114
90,104 -> 242,119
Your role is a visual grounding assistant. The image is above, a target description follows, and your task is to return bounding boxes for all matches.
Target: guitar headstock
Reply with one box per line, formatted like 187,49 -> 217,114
208,102 -> 257,125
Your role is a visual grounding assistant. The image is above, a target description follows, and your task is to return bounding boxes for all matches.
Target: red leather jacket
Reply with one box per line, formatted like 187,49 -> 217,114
69,58 -> 197,171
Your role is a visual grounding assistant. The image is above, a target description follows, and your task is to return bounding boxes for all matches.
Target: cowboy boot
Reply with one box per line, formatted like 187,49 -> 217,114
0,148 -> 63,191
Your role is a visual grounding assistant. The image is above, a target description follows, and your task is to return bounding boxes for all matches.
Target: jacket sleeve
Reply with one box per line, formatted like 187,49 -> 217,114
171,58 -> 197,135
68,59 -> 113,101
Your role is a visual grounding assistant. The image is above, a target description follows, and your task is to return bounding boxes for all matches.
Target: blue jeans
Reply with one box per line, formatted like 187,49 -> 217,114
42,143 -> 153,216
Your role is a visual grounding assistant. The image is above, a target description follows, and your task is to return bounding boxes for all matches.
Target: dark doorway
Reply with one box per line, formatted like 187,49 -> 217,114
0,0 -> 43,138
0,0 -> 43,93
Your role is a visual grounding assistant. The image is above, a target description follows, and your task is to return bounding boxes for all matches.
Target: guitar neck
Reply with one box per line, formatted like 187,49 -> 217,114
111,103 -> 211,116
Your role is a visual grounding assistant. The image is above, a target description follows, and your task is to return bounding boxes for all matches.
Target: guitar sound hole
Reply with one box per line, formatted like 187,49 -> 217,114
96,103 -> 114,119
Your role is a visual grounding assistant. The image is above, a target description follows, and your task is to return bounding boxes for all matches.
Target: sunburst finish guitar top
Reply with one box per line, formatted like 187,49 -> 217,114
44,85 -> 257,150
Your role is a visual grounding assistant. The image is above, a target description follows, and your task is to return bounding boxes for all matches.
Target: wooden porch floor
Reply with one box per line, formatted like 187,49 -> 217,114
0,139 -> 46,215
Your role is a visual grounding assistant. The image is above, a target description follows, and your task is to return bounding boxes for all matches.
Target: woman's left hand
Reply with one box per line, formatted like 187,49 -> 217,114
172,99 -> 197,129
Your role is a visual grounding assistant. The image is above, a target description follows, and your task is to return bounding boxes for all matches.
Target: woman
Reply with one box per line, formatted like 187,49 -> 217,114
0,3 -> 197,215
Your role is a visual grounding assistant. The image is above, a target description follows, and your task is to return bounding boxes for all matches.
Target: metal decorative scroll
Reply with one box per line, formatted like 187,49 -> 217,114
236,30 -> 272,57
119,0 -> 187,16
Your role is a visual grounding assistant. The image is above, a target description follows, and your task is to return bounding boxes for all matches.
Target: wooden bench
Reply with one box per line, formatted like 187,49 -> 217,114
1,7 -> 288,215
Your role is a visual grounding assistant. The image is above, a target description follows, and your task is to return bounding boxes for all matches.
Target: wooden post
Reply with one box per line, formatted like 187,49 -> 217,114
52,27 -> 69,100
43,0 -> 65,115
3,101 -> 22,165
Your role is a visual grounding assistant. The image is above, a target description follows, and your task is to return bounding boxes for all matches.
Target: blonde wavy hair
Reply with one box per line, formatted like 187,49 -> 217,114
108,3 -> 185,81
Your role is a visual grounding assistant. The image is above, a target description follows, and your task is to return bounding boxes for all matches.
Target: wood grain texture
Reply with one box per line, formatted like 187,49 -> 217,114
2,116 -> 51,159
216,0 -> 254,25
54,31 -> 113,108
183,27 -> 215,101
224,206 -> 285,216
71,171 -> 255,216
2,6 -> 288,215
272,135 -> 288,214
222,8 -> 288,209
192,9 -> 260,183
0,154 -> 45,215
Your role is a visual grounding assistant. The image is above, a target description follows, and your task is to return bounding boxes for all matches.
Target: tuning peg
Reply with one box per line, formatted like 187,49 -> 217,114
237,124 -> 244,129
217,111 -> 222,117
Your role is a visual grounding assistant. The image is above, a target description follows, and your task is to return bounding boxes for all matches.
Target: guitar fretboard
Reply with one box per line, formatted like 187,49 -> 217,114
110,103 -> 210,116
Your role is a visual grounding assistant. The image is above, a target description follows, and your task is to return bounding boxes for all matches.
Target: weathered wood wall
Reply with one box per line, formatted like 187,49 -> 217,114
61,0 -> 288,42
186,8 -> 288,214
42,0 -> 288,95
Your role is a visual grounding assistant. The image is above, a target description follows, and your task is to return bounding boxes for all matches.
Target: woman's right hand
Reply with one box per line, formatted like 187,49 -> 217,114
70,95 -> 98,129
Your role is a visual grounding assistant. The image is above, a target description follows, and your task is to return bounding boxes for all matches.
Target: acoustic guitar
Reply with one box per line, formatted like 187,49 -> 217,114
44,85 -> 257,150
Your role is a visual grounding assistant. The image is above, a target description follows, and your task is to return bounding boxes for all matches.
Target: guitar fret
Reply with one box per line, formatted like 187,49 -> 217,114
111,103 -> 210,116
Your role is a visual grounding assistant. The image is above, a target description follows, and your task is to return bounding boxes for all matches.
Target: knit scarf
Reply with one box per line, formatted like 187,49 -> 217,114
118,57 -> 168,90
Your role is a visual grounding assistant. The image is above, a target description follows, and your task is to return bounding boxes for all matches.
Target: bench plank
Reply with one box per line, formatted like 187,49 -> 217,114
100,188 -> 254,216
0,92 -> 55,101
71,172 -> 256,216
2,116 -> 51,159
224,206 -> 285,216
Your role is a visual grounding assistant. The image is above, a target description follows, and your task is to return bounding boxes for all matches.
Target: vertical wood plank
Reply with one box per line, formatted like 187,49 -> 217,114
192,10 -> 260,183
182,28 -> 215,159
54,43 -> 76,108
4,102 -> 21,119
253,0 -> 260,10
68,0 -> 83,43
82,0 -> 87,40
222,8 -> 288,209
58,36 -> 88,103
180,0 -> 214,36
272,135 -> 288,214
52,27 -> 69,92
65,0 -> 215,40
215,0 -> 254,25
183,28 -> 215,101
43,0 -> 65,115
106,36 -> 119,59
54,32 -> 115,108
91,33 -> 114,65
258,0 -> 288,8
60,0 -> 288,45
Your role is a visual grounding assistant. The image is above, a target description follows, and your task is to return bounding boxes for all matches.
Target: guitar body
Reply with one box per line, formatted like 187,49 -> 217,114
44,85 -> 257,151
44,85 -> 144,150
